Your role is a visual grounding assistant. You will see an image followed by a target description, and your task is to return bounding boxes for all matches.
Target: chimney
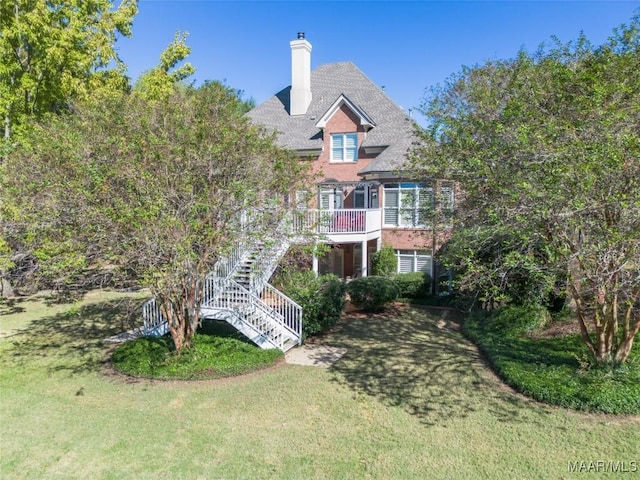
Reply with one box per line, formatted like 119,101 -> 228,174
290,32 -> 312,116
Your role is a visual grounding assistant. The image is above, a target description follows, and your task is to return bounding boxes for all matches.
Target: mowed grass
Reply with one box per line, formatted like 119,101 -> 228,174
1,292 -> 639,479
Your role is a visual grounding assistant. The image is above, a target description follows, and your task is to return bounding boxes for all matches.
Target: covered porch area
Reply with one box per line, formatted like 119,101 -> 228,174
313,238 -> 381,280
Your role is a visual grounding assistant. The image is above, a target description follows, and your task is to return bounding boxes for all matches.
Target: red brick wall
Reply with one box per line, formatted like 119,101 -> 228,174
310,104 -> 375,184
382,228 -> 453,252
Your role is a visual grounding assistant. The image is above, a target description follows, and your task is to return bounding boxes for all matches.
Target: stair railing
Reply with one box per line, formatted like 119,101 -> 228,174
258,283 -> 302,343
248,237 -> 291,293
205,276 -> 302,350
142,298 -> 168,336
143,209 -> 305,348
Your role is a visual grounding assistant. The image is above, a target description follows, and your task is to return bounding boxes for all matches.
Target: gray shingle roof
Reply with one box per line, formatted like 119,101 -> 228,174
247,62 -> 417,176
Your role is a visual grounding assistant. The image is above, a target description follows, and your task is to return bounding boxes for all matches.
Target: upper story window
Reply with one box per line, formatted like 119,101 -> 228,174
439,182 -> 455,224
354,186 -> 365,208
383,182 -> 433,227
331,133 -> 358,162
319,189 -> 344,210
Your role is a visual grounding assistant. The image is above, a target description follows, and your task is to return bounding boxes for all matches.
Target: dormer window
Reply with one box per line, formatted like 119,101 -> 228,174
331,133 -> 358,162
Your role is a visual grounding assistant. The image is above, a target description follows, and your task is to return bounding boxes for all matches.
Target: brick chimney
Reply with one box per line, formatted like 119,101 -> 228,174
290,32 -> 312,116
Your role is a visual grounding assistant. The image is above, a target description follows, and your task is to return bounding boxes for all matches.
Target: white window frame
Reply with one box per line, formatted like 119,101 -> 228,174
439,182 -> 455,226
396,250 -> 433,277
383,183 -> 433,227
330,133 -> 358,162
319,188 -> 344,211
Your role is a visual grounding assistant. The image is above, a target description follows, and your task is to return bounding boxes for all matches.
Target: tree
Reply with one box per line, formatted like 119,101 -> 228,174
410,15 -> 640,364
0,0 -> 137,141
0,0 -> 137,297
2,82 -> 308,351
132,31 -> 195,101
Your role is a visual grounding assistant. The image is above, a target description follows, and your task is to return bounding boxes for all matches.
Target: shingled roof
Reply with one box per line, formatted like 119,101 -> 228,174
247,62 -> 417,176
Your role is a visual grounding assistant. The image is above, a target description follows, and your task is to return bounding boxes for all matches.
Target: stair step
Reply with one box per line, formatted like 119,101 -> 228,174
196,235 -> 299,353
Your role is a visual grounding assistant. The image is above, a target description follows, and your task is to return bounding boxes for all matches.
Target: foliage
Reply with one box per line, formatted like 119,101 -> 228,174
279,270 -> 346,337
2,82 -> 307,351
464,309 -> 640,414
439,227 -> 564,310
371,246 -> 397,277
410,15 -> 640,364
393,272 -> 431,299
132,31 -> 195,101
111,321 -> 283,380
273,243 -> 318,281
0,0 -> 137,140
0,0 -> 138,299
468,305 -> 549,337
346,276 -> 399,312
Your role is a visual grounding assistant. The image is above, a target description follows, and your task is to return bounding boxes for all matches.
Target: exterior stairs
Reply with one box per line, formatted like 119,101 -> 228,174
141,229 -> 302,352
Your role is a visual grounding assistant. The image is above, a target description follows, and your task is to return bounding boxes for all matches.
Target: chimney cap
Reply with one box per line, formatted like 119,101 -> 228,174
297,32 -> 305,40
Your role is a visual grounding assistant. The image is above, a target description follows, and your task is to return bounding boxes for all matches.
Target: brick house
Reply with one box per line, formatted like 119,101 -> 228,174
142,33 -> 455,349
248,33 -> 454,282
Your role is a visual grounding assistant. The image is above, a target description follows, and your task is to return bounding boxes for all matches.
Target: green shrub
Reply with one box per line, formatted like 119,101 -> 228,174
111,321 -> 283,380
478,304 -> 549,337
371,246 -> 397,277
280,270 -> 346,337
463,308 -> 640,414
393,272 -> 431,298
346,276 -> 399,312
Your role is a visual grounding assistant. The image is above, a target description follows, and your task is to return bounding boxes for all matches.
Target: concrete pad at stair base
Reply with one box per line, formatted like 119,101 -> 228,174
105,327 -> 145,344
285,344 -> 347,367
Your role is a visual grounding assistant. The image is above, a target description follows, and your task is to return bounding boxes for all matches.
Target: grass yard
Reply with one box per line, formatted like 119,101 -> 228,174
1,292 -> 639,479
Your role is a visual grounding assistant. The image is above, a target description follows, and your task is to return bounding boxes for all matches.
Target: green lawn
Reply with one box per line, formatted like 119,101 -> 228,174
1,292 -> 638,479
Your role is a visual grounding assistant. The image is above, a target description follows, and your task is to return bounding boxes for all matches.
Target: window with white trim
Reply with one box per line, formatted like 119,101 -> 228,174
383,183 -> 433,227
331,133 -> 358,162
439,182 -> 455,224
319,189 -> 343,210
354,186 -> 365,208
396,250 -> 432,276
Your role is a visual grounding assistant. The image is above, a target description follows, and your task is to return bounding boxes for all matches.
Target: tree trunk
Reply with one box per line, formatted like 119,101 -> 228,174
159,277 -> 202,352
567,281 -> 598,358
614,305 -> 640,364
0,274 -> 14,298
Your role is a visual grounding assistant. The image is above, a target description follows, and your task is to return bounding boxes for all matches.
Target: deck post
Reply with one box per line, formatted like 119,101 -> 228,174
361,240 -> 368,277
312,241 -> 319,276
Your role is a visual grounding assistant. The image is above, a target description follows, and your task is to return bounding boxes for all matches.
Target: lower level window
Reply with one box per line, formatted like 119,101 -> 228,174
396,250 -> 432,275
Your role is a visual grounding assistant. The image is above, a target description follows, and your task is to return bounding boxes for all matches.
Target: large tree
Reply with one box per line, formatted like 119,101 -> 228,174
2,82 -> 307,351
0,0 -> 137,141
0,0 -> 137,297
410,16 -> 640,364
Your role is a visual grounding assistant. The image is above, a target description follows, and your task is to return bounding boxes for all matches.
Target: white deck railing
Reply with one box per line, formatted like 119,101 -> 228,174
292,208 -> 382,235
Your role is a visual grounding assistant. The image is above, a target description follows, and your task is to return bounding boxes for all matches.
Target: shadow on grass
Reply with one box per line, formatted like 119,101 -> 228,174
0,297 -> 27,315
323,305 -> 553,426
3,295 -> 146,376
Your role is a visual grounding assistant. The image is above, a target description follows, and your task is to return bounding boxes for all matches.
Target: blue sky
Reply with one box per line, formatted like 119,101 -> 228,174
116,1 -> 639,123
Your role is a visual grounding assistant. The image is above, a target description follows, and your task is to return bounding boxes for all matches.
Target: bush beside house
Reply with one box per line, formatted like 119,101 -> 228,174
346,276 -> 399,312
279,271 -> 346,338
393,272 -> 431,299
371,247 -> 397,277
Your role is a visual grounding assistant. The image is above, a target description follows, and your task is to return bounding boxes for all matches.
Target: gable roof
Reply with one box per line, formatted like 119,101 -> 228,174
315,94 -> 375,130
247,62 -> 417,175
